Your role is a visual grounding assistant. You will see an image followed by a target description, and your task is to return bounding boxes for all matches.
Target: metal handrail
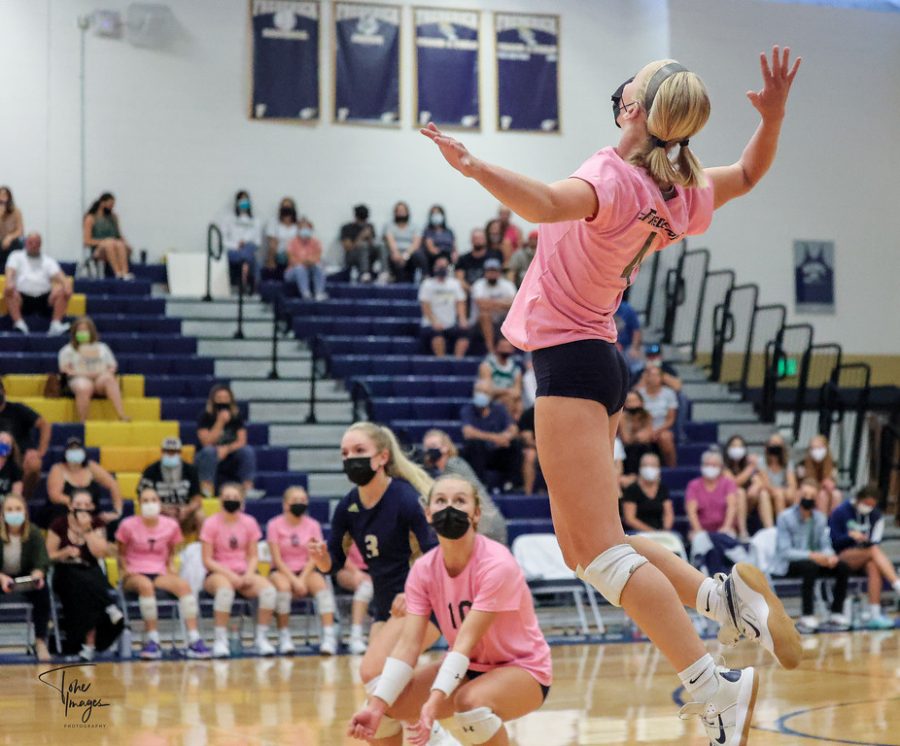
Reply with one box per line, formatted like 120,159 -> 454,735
204,223 -> 223,302
741,302 -> 786,396
710,283 -> 758,383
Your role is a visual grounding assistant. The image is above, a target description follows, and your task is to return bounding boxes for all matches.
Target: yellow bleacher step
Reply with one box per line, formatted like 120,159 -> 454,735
17,396 -> 160,423
86,421 -> 179,448
101,445 -> 195,475
0,276 -> 85,316
1,374 -> 145,398
117,472 -> 142,500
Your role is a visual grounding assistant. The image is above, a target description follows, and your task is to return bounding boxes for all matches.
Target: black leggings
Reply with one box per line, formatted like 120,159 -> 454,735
53,563 -> 123,654
784,559 -> 850,616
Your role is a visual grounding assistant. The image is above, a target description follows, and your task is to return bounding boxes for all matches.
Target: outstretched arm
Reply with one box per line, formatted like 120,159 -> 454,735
706,45 -> 801,210
420,124 -> 596,224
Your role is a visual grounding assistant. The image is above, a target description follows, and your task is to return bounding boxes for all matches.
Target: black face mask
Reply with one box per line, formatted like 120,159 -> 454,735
800,498 -> 816,511
624,406 -> 643,415
343,456 -> 378,487
430,505 -> 471,540
222,499 -> 241,514
215,403 -> 231,412
472,244 -> 486,253
395,214 -> 409,223
433,267 -> 448,280
611,76 -> 635,128
289,503 -> 308,518
280,207 -> 296,220
766,445 -> 783,457
487,277 -> 498,286
103,206 -> 113,215
425,448 -> 443,465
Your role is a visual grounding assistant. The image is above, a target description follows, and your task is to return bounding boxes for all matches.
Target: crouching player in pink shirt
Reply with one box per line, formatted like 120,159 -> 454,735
348,475 -> 551,745
116,487 -> 212,659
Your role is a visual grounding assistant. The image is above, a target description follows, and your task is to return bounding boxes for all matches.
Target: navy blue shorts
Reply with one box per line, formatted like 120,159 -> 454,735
532,339 -> 629,414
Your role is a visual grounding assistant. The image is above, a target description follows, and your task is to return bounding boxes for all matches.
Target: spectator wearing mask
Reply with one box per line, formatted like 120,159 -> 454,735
637,344 -> 683,392
417,256 -> 469,358
0,431 -> 23,497
0,493 -> 51,660
421,429 -> 507,545
265,197 -> 299,270
685,449 -> 739,538
828,486 -> 900,630
772,479 -> 851,632
341,204 -> 383,283
496,205 -> 522,260
471,259 -> 517,355
4,232 -> 72,335
460,380 -> 520,490
455,228 -> 503,292
284,218 -> 326,300
138,437 -> 204,536
383,201 -> 422,282
83,192 -> 132,280
46,488 -> 124,660
0,379 -> 51,500
757,433 -> 797,514
796,434 -> 842,514
637,365 -> 678,466
220,190 -> 263,293
477,335 -> 523,418
618,390 -> 656,475
0,185 -> 24,269
46,436 -> 123,529
723,435 -> 772,539
508,230 -> 537,287
484,218 -> 506,258
196,385 -> 258,498
420,204 -> 457,272
622,453 -> 674,533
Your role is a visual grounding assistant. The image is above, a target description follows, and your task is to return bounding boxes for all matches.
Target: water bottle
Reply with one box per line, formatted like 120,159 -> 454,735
119,626 -> 133,659
350,266 -> 359,284
850,595 -> 862,630
229,623 -> 242,657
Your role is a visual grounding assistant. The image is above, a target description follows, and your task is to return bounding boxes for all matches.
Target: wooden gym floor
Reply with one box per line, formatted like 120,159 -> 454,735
1,630 -> 897,745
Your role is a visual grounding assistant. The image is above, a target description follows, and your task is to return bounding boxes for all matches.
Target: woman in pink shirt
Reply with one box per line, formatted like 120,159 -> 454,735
349,475 -> 551,745
116,487 -> 211,660
267,486 -> 338,656
685,449 -> 740,536
284,217 -> 327,301
201,483 -> 277,657
422,48 -> 803,743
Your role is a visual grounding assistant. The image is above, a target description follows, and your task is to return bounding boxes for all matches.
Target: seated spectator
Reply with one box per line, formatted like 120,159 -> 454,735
420,204 -> 457,273
201,483 -> 276,657
83,192 -> 132,280
638,344 -> 683,391
796,434 -> 842,514
220,190 -> 263,293
771,479 -> 850,631
0,431 -> 23,497
334,544 -> 371,656
517,405 -> 541,495
685,448 -> 738,538
0,378 -> 50,499
58,316 -> 129,422
0,493 -> 51,660
507,229 -> 537,287
471,259 -> 517,354
284,218 -> 326,300
496,205 -> 522,260
46,436 -> 123,530
618,390 -> 656,475
196,385 -> 258,498
116,487 -> 211,660
3,232 -> 72,335
46,488 -> 124,659
138,436 -> 204,536
418,257 -> 469,358
460,381 -> 520,491
637,365 -> 678,466
828,486 -> 900,630
265,197 -> 299,270
484,218 -> 506,258
614,299 -> 643,371
455,228 -> 502,292
622,453 -> 674,533
0,185 -> 24,269
757,433 -> 797,514
478,335 -> 523,418
383,201 -> 421,282
421,429 -> 508,545
724,435 -> 772,539
340,204 -> 383,283
266,486 -> 338,655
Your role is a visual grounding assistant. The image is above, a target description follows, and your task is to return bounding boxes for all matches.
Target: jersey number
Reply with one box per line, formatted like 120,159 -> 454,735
364,534 -> 379,559
620,232 -> 657,285
447,601 -> 473,630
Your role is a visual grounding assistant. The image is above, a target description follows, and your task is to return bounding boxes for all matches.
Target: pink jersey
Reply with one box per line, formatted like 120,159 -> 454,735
115,515 -> 183,576
266,514 -> 324,573
503,147 -> 714,351
200,512 -> 262,574
405,534 -> 552,686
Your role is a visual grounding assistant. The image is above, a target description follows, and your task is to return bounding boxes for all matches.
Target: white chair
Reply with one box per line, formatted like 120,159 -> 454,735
748,527 -> 778,577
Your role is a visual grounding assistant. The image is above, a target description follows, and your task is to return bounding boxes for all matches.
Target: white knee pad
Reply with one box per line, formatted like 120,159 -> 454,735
314,588 -> 335,616
138,595 -> 158,622
454,707 -> 503,745
258,585 -> 277,611
275,591 -> 292,616
179,594 -> 199,620
576,544 -> 648,607
213,587 -> 236,613
354,580 -> 373,604
372,716 -> 402,739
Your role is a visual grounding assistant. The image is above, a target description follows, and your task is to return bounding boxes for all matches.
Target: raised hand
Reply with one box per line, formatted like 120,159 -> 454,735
420,123 -> 478,177
747,45 -> 801,121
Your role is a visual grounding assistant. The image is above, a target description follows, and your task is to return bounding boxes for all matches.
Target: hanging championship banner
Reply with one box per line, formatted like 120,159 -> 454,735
334,3 -> 401,126
495,13 -> 560,132
414,8 -> 480,129
250,0 -> 320,121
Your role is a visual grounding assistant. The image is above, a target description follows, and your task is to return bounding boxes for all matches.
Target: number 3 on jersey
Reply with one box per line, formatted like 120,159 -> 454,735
621,231 -> 657,285
364,534 -> 379,559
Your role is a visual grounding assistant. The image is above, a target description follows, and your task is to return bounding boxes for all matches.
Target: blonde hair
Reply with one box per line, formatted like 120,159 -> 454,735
283,485 -> 308,502
346,422 -> 433,499
628,59 -> 710,189
427,474 -> 482,531
424,429 -> 459,459
0,494 -> 32,542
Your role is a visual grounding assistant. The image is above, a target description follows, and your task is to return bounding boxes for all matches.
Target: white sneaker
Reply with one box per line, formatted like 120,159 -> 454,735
212,638 -> 230,658
13,319 -> 29,334
319,628 -> 337,656
349,634 -> 367,656
278,632 -> 295,656
256,636 -> 276,656
78,644 -> 96,662
828,613 -> 850,629
679,667 -> 759,746
48,320 -> 70,335
798,615 -> 820,632
106,605 -> 124,626
721,563 -> 802,669
314,291 -> 329,301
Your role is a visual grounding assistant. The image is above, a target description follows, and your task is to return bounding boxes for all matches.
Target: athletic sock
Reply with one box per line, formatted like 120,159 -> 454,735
351,624 -> 363,638
147,630 -> 161,644
188,629 -> 201,644
214,626 -> 227,642
679,654 -> 719,703
697,577 -> 728,624
869,604 -> 882,618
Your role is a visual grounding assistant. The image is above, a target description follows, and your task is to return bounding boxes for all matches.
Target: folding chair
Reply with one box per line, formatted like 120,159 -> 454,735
117,584 -> 187,652
638,531 -> 689,561
0,593 -> 35,655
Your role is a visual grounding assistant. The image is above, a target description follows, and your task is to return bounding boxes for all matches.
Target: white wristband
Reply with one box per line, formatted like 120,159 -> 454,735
431,650 -> 470,697
372,657 -> 414,707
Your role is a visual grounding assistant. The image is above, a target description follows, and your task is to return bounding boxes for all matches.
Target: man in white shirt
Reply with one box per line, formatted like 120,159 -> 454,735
418,256 -> 469,358
4,232 -> 71,335
471,258 -> 517,354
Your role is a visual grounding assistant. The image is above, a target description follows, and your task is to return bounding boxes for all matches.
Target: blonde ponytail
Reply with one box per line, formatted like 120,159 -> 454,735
346,422 -> 434,499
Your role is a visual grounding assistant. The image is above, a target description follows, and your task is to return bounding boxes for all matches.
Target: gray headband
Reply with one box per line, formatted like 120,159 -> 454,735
643,62 -> 689,112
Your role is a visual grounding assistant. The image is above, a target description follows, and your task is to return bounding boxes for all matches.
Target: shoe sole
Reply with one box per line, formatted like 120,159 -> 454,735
735,668 -> 760,746
733,563 -> 802,670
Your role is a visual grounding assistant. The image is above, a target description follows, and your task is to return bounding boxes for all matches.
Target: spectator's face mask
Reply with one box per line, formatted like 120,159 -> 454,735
343,455 -> 379,487
0,441 -> 11,458
66,448 -> 86,465
424,447 -> 443,466
624,405 -> 643,415
472,243 -> 486,253
640,465 -> 660,482
430,213 -> 444,227
75,330 -> 91,344
727,445 -> 746,461
799,497 -> 816,511
701,464 -> 721,480
856,502 -> 875,516
161,453 -> 181,469
486,273 -> 499,286
473,392 -> 491,409
238,199 -> 251,213
141,501 -> 161,518
215,402 -> 231,413
4,510 -> 25,528
766,445 -> 783,457
430,505 -> 471,540
433,266 -> 448,280
279,206 -> 296,221
810,447 -> 827,463
289,503 -> 308,517
395,211 -> 409,224
298,227 -> 313,240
